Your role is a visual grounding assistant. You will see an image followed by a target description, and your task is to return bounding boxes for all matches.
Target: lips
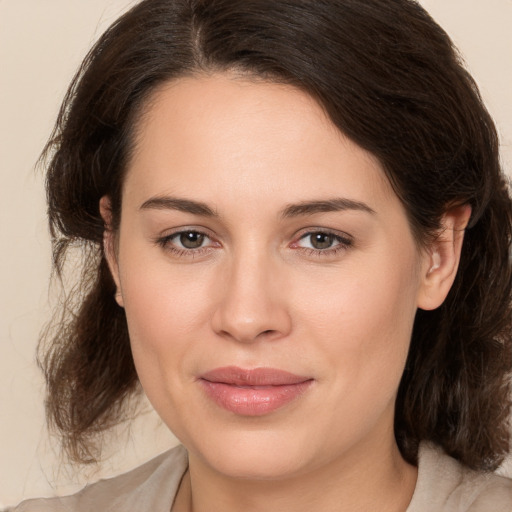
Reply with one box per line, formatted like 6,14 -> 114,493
199,366 -> 313,416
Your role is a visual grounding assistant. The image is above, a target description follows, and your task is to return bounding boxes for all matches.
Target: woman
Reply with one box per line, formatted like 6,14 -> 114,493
10,0 -> 512,510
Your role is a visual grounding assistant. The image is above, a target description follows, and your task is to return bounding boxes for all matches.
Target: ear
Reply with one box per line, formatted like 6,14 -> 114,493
99,195 -> 124,308
417,204 -> 472,311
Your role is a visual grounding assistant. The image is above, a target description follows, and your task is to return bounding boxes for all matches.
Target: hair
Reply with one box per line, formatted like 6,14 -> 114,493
39,0 -> 512,470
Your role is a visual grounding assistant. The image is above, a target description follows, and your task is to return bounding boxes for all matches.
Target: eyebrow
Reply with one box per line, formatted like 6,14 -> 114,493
140,196 -> 218,217
281,198 -> 375,218
139,195 -> 375,218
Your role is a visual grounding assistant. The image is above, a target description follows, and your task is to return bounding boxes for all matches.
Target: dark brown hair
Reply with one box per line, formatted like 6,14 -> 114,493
39,0 -> 512,469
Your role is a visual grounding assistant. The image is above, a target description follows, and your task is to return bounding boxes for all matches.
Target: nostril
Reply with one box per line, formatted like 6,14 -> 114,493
256,329 -> 281,341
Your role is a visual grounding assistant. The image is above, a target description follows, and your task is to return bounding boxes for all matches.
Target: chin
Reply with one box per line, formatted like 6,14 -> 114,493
184,424 -> 325,480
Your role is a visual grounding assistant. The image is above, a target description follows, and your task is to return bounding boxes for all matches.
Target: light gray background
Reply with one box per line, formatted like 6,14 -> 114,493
1,0 -> 511,506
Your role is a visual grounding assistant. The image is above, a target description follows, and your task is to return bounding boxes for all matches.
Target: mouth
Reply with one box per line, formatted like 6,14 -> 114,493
199,366 -> 314,416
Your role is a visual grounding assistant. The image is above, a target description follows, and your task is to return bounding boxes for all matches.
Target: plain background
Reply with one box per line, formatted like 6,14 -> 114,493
1,0 -> 511,507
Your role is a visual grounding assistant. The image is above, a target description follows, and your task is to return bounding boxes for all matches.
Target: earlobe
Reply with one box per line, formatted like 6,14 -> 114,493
417,204 -> 472,311
99,196 -> 124,308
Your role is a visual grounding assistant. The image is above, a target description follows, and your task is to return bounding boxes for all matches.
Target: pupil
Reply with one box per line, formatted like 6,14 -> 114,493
311,233 -> 333,250
180,232 -> 204,249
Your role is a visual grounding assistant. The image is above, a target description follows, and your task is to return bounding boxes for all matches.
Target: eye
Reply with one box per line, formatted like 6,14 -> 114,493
176,231 -> 207,249
291,229 -> 353,257
301,232 -> 339,250
156,229 -> 216,253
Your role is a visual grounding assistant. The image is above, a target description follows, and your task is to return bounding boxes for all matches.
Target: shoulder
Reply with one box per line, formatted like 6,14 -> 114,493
9,444 -> 188,512
408,442 -> 512,512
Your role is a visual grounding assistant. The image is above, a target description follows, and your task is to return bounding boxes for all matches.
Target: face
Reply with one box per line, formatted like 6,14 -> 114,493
105,74 -> 434,480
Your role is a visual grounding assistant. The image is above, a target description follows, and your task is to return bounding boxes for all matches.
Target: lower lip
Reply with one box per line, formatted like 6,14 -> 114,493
200,380 -> 313,416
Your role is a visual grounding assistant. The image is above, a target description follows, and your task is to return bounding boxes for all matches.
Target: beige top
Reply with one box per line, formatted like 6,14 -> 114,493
9,443 -> 512,511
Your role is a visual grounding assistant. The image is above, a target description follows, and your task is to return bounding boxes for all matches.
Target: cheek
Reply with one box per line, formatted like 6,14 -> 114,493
301,256 -> 417,338
118,229 -> 214,333
121,271 -> 198,350
296,247 -> 420,391
289,254 -> 420,444
115,239 -> 217,397
119,268 -> 216,441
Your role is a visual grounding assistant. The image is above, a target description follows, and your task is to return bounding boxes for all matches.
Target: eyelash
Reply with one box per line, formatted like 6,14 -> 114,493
154,229 -> 353,259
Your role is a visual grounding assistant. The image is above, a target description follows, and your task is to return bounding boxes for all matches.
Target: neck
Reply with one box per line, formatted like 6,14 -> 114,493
172,435 -> 417,512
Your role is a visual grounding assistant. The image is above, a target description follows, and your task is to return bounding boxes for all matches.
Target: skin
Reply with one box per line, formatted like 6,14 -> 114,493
101,73 -> 470,512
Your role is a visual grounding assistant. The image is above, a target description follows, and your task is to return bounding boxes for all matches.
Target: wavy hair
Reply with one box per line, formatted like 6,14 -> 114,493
39,0 -> 512,469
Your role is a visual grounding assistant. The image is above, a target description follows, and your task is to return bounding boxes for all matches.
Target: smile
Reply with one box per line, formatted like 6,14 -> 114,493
199,366 -> 314,416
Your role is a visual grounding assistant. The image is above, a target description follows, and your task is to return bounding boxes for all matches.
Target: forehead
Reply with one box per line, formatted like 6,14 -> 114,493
123,73 -> 396,214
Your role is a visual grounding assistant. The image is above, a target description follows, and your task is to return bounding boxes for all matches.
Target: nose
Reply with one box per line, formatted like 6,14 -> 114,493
211,252 -> 292,343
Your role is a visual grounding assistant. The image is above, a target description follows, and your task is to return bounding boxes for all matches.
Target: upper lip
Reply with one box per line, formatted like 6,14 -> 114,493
200,366 -> 312,386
